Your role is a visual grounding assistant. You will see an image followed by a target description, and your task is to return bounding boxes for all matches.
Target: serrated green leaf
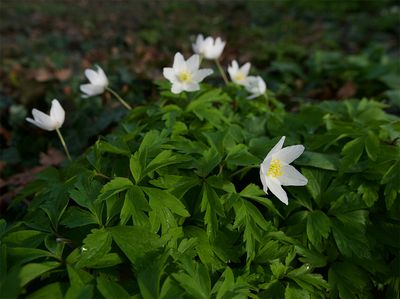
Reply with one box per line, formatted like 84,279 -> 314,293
284,285 -> 310,299
110,226 -> 164,267
130,152 -> 142,184
60,207 -> 98,228
306,210 -> 331,247
143,187 -> 190,217
77,228 -> 112,268
364,131 -> 380,161
172,257 -> 211,299
340,137 -> 364,172
97,276 -> 131,299
98,177 -> 133,201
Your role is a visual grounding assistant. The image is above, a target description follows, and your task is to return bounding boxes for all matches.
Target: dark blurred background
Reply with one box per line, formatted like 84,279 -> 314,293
1,0 -> 399,204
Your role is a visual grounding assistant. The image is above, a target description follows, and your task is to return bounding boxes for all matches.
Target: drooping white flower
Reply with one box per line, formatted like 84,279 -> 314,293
80,65 -> 109,98
192,34 -> 226,60
228,60 -> 251,85
26,99 -> 65,131
163,52 -> 213,94
245,76 -> 266,99
260,136 -> 308,205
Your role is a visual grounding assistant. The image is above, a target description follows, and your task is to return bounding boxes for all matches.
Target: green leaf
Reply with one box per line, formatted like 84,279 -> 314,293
60,207 -> 98,228
26,283 -> 64,299
296,151 -> 340,171
110,226 -> 164,267
96,140 -> 130,156
77,228 -> 112,268
215,267 -> 253,299
287,265 -> 328,293
98,177 -> 133,201
137,251 -> 169,299
130,153 -> 142,184
194,148 -> 222,177
284,285 -> 310,299
120,185 -> 151,226
306,210 -> 331,247
364,131 -> 380,161
172,257 -> 211,299
295,245 -> 327,268
225,144 -> 260,167
329,262 -> 370,299
144,150 -> 185,176
143,187 -> 190,217
19,261 -> 60,287
150,175 -> 200,199
201,184 -> 224,239
97,276 -> 131,299
340,137 -> 364,172
2,230 -> 46,248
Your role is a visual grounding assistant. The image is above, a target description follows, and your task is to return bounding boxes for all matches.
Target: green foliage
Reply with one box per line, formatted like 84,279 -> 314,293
2,82 -> 399,298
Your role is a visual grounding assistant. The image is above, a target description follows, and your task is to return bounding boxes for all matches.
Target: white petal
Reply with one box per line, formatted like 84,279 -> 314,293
171,83 -> 183,94
32,109 -> 54,127
95,65 -> 108,86
183,82 -> 200,92
163,67 -> 176,82
275,145 -> 305,164
26,117 -> 53,131
192,68 -> 213,82
257,76 -> 266,93
186,54 -> 200,72
27,110 -> 55,131
173,52 -> 185,71
259,166 -> 269,194
49,99 -> 65,128
85,68 -> 101,85
240,62 -> 251,76
266,177 -> 288,205
279,165 -> 308,186
265,136 -> 286,160
80,84 -> 104,97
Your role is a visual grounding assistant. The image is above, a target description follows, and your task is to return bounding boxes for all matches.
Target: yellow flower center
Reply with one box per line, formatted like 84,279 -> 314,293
268,159 -> 283,177
234,72 -> 245,82
178,71 -> 192,83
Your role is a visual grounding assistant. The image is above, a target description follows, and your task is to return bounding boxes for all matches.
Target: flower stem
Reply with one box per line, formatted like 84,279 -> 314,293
106,87 -> 132,110
214,59 -> 229,85
263,92 -> 281,109
55,128 -> 71,161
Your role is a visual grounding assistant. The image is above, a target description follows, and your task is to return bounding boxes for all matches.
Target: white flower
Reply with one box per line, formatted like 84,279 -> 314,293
228,60 -> 251,85
260,136 -> 308,205
245,76 -> 266,99
80,65 -> 109,98
192,34 -> 226,60
163,52 -> 213,94
26,99 -> 65,131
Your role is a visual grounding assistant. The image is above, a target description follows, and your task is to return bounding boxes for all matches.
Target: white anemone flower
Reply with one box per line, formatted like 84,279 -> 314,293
163,52 -> 213,94
228,60 -> 251,85
26,99 -> 65,131
245,76 -> 267,99
26,99 -> 71,160
192,34 -> 226,60
80,65 -> 109,98
260,136 -> 308,205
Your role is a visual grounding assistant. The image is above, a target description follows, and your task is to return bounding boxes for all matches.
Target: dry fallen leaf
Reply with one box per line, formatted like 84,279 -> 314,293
39,148 -> 65,166
337,81 -> 357,99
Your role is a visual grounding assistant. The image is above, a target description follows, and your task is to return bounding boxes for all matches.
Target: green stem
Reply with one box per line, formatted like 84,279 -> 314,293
55,128 -> 72,161
214,59 -> 229,85
106,87 -> 132,110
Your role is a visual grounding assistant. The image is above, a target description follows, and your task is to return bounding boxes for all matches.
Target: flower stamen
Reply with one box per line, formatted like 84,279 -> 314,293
178,70 -> 192,83
268,159 -> 283,177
